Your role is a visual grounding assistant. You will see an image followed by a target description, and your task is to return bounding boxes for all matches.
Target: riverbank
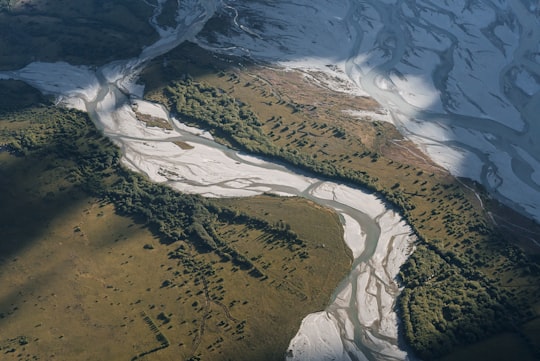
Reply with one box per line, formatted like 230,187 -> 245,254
0,101 -> 352,361
106,75 -> 418,359
287,184 -> 415,361
140,41 -> 540,358
0,54 -> 419,361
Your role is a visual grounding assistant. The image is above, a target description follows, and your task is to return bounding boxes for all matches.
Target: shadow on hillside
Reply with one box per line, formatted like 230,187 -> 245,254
0,147 -> 87,261
0,80 -> 49,116
0,0 -> 158,70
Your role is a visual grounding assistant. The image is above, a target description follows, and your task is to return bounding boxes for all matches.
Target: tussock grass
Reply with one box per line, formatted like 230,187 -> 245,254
0,90 -> 350,360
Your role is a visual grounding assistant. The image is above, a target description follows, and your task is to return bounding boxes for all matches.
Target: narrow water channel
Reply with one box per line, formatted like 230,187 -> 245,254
1,1 -> 418,359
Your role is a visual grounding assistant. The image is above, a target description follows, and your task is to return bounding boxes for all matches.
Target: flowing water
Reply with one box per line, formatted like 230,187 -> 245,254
4,0 -> 538,360
194,0 -> 540,222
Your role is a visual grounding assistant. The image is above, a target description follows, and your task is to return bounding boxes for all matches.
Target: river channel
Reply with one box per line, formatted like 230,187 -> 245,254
1,1 -> 418,360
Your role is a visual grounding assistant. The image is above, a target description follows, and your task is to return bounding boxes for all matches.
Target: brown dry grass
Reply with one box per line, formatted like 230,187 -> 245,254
0,141 -> 350,361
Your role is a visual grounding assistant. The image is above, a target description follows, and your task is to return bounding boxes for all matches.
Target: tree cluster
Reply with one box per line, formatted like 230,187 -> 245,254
150,76 -> 540,359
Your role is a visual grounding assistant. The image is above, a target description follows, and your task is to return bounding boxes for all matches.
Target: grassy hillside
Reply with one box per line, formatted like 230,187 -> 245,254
0,80 -> 350,360
140,42 -> 540,360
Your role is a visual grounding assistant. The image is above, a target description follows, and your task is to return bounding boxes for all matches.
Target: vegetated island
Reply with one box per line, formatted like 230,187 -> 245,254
0,79 -> 351,361
140,41 -> 540,360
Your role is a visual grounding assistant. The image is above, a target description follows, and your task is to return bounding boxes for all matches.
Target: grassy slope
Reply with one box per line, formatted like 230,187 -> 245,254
140,42 -> 540,360
0,80 -> 350,360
